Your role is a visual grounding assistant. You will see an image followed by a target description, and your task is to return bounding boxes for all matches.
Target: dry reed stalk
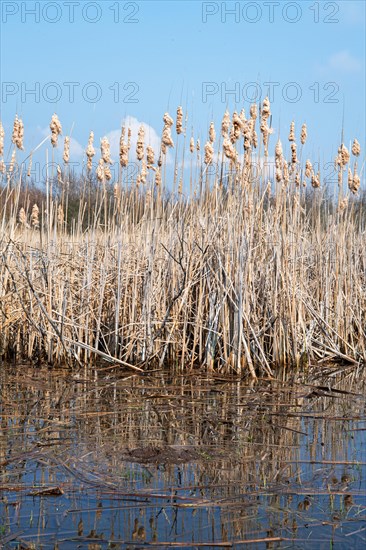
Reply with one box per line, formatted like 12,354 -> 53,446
0,108 -> 365,376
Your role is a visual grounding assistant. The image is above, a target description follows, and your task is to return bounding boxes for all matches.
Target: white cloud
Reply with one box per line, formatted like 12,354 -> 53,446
328,50 -> 362,72
317,50 -> 363,74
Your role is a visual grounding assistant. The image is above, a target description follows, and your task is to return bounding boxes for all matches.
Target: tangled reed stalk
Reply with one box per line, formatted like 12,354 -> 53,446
0,104 -> 365,376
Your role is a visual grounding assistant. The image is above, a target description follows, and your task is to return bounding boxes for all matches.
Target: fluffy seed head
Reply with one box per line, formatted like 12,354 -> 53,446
162,113 -> 174,149
221,110 -> 230,137
351,138 -> 361,156
50,114 -> 62,147
176,106 -> 183,135
63,136 -> 70,164
31,204 -> 39,229
305,159 -> 312,178
311,170 -> 320,188
146,145 -> 155,165
136,125 -> 145,161
101,136 -> 112,164
86,131 -> 95,171
300,123 -> 307,145
96,158 -> 104,182
288,121 -> 295,142
119,127 -> 130,168
189,136 -> 195,153
223,138 -> 237,161
209,121 -> 216,144
336,143 -> 350,168
204,141 -> 214,165
12,115 -> 24,150
18,207 -> 27,226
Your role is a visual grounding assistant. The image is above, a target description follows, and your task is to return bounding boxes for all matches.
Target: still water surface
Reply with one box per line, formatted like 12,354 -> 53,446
0,364 -> 365,549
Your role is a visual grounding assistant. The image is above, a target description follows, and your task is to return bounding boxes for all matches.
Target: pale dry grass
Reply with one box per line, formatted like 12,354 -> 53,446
0,103 -> 365,375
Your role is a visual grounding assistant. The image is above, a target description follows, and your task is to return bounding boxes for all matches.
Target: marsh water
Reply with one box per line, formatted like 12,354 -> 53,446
0,363 -> 365,549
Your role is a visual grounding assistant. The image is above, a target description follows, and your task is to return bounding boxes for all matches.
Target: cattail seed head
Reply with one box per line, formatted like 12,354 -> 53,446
140,160 -> 147,184
196,139 -> 200,152
338,196 -> 348,212
146,145 -> 155,165
63,136 -> 70,164
291,142 -> 298,164
12,115 -> 24,150
300,123 -> 307,145
136,125 -> 145,161
204,141 -> 214,165
250,103 -> 257,120
221,110 -> 230,137
275,139 -> 283,160
31,204 -> 39,229
162,113 -> 174,149
305,159 -> 312,178
288,121 -> 295,142
223,138 -> 237,162
18,207 -> 27,226
209,121 -> 216,144
190,136 -> 195,153
349,165 -> 360,194
119,127 -> 129,168
261,97 -> 271,121
101,136 -> 112,164
336,143 -> 350,168
86,131 -> 95,171
50,113 -> 62,147
154,167 -> 161,186
311,170 -> 320,188
351,138 -> 360,156
96,158 -> 104,182
176,106 -> 183,135
104,165 -> 112,181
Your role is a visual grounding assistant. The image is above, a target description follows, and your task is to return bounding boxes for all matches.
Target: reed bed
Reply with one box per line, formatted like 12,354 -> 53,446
0,101 -> 365,376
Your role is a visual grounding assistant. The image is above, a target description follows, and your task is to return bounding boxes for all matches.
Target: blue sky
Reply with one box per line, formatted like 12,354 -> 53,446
0,0 -> 365,186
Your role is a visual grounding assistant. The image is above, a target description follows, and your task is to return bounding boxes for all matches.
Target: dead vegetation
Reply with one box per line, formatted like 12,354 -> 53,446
0,102 -> 365,374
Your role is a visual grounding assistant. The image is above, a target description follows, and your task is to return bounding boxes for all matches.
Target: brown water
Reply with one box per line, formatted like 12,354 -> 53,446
0,363 -> 365,549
